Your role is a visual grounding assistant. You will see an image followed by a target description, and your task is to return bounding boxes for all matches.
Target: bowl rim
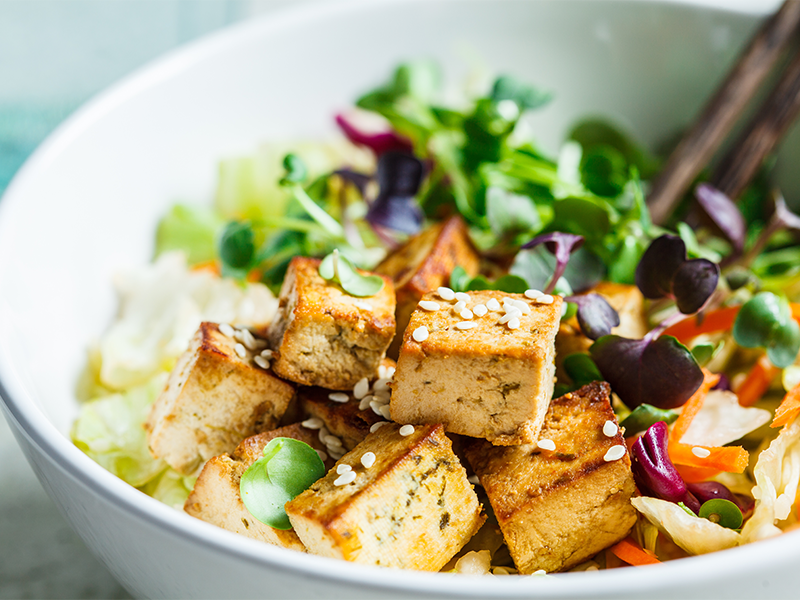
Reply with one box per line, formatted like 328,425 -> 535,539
1,0 -> 798,595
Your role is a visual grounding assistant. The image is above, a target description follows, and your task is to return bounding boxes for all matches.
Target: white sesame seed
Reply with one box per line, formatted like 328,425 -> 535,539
419,300 -> 441,311
336,464 -> 352,475
536,294 -> 555,305
532,569 -> 547,576
498,310 -> 519,324
370,400 -> 384,416
537,438 -> 556,451
334,471 -> 357,486
412,326 -> 429,342
692,446 -> 711,458
260,349 -> 274,358
316,449 -> 328,462
455,321 -> 477,330
455,292 -> 471,302
329,449 -> 344,460
324,435 -> 343,448
370,421 -> 389,433
219,323 -> 235,337
234,343 -> 247,359
373,378 -> 391,393
379,404 -> 392,420
399,424 -> 415,436
467,474 -> 481,486
385,366 -> 396,378
353,300 -> 373,311
524,289 -> 544,300
460,308 -> 474,320
453,300 -> 467,313
361,452 -> 376,468
253,355 -> 270,370
233,329 -> 245,342
473,304 -> 488,317
507,317 -> 521,330
241,328 -> 258,350
373,389 -> 391,402
486,298 -> 501,311
353,377 -> 370,399
437,286 -> 456,301
378,365 -> 387,379
301,417 -> 324,430
603,420 -> 619,438
328,392 -> 350,403
604,445 -> 627,462
512,299 -> 531,315
585,565 -> 599,572
318,427 -> 330,443
359,396 -> 373,411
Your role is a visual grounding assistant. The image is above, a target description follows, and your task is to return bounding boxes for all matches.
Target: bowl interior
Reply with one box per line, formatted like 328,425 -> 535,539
1,0 -> 798,596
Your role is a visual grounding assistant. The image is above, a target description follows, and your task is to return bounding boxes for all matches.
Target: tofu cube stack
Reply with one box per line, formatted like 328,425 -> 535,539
464,382 -> 637,574
285,423 -> 485,570
145,322 -> 294,475
391,289 -> 563,445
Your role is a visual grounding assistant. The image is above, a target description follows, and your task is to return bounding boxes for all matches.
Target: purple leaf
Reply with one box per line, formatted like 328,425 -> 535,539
774,193 -> 800,231
712,373 -> 731,391
695,184 -> 746,254
566,293 -> 620,341
635,234 -> 719,315
521,232 -> 584,294
333,169 -> 372,197
365,151 -> 425,235
590,334 -> 704,409
335,114 -> 413,157
635,234 -> 686,299
671,259 -> 720,314
632,422 -> 700,513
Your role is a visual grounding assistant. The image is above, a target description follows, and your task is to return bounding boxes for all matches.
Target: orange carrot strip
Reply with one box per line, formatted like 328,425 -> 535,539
675,465 -> 723,483
668,443 -> 749,472
771,382 -> 800,428
737,354 -> 779,407
662,306 -> 742,344
609,537 -> 661,566
670,369 -> 719,443
191,260 -> 220,276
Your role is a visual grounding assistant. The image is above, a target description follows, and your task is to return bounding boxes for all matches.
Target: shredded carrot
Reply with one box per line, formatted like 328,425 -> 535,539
736,354 -> 779,407
675,465 -> 723,483
191,260 -> 220,276
609,537 -> 661,566
670,369 -> 719,444
668,443 -> 749,473
771,382 -> 800,428
662,303 -> 800,345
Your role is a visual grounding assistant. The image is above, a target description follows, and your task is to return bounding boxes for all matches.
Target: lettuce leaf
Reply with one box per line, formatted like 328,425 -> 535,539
742,416 -> 800,542
679,390 -> 771,447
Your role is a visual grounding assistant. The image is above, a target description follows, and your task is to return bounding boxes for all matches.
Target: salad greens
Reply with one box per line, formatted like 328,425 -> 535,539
318,249 -> 384,297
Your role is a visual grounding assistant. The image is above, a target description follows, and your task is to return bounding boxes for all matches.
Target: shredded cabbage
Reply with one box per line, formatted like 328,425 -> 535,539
680,389 -> 770,447
630,497 -> 741,555
97,251 -> 277,390
741,416 -> 800,542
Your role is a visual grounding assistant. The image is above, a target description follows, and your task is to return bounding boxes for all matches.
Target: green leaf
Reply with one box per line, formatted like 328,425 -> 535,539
485,186 -> 541,239
580,145 -> 628,198
492,275 -> 529,293
551,196 -> 611,243
490,75 -> 553,111
733,292 -> 800,368
690,343 -> 716,366
283,183 -> 344,238
281,153 -> 307,184
218,221 -> 255,275
240,437 -> 325,530
619,404 -> 679,436
768,318 -> 800,368
568,119 -> 659,178
155,204 -> 222,265
319,250 -> 384,297
563,353 -> 603,386
450,266 -> 471,292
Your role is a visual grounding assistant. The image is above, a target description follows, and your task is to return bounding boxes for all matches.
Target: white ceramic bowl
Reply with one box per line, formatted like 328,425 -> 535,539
1,1 -> 798,598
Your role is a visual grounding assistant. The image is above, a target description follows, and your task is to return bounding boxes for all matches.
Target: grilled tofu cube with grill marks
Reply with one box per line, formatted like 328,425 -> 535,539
374,216 -> 480,358
146,322 -> 295,475
285,423 -> 485,570
185,423 -> 334,549
464,382 -> 637,574
555,282 -> 647,382
298,386 -> 385,451
267,257 -> 396,390
391,290 -> 562,445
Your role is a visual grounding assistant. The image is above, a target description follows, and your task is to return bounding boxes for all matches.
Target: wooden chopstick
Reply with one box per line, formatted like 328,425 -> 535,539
711,46 -> 800,200
646,0 -> 800,225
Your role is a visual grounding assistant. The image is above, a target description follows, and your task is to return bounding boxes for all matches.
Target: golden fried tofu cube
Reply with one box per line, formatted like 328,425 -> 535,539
390,290 -> 562,445
375,216 -> 480,357
464,382 -> 637,574
145,322 -> 295,475
555,282 -> 648,381
285,423 -> 485,570
267,257 -> 396,390
298,386 -> 385,452
184,423 -> 334,550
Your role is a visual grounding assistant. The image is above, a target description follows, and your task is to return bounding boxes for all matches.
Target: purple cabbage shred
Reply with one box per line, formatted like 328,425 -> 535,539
335,114 -> 413,157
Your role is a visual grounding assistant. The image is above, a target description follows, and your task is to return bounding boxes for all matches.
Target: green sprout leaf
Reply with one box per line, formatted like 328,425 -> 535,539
563,353 -> 603,387
619,404 -> 679,436
733,291 -> 800,368
450,266 -> 471,292
490,75 -> 553,111
319,250 -> 384,297
690,342 -> 716,366
240,437 -> 325,530
280,153 -> 308,184
218,221 -> 255,276
698,498 -> 743,530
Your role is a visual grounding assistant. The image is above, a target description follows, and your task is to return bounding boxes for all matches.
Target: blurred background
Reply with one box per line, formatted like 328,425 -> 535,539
0,0 -> 785,598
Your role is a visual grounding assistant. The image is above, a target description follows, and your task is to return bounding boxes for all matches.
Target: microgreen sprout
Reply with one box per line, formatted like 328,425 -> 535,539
319,249 -> 384,297
521,232 -> 584,294
733,291 -> 800,367
619,404 -> 679,436
566,293 -> 620,340
694,184 -> 746,255
240,437 -> 325,530
365,151 -> 425,235
449,266 -> 528,294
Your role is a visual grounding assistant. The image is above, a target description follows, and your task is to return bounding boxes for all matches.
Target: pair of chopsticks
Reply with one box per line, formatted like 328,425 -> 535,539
647,0 -> 800,224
